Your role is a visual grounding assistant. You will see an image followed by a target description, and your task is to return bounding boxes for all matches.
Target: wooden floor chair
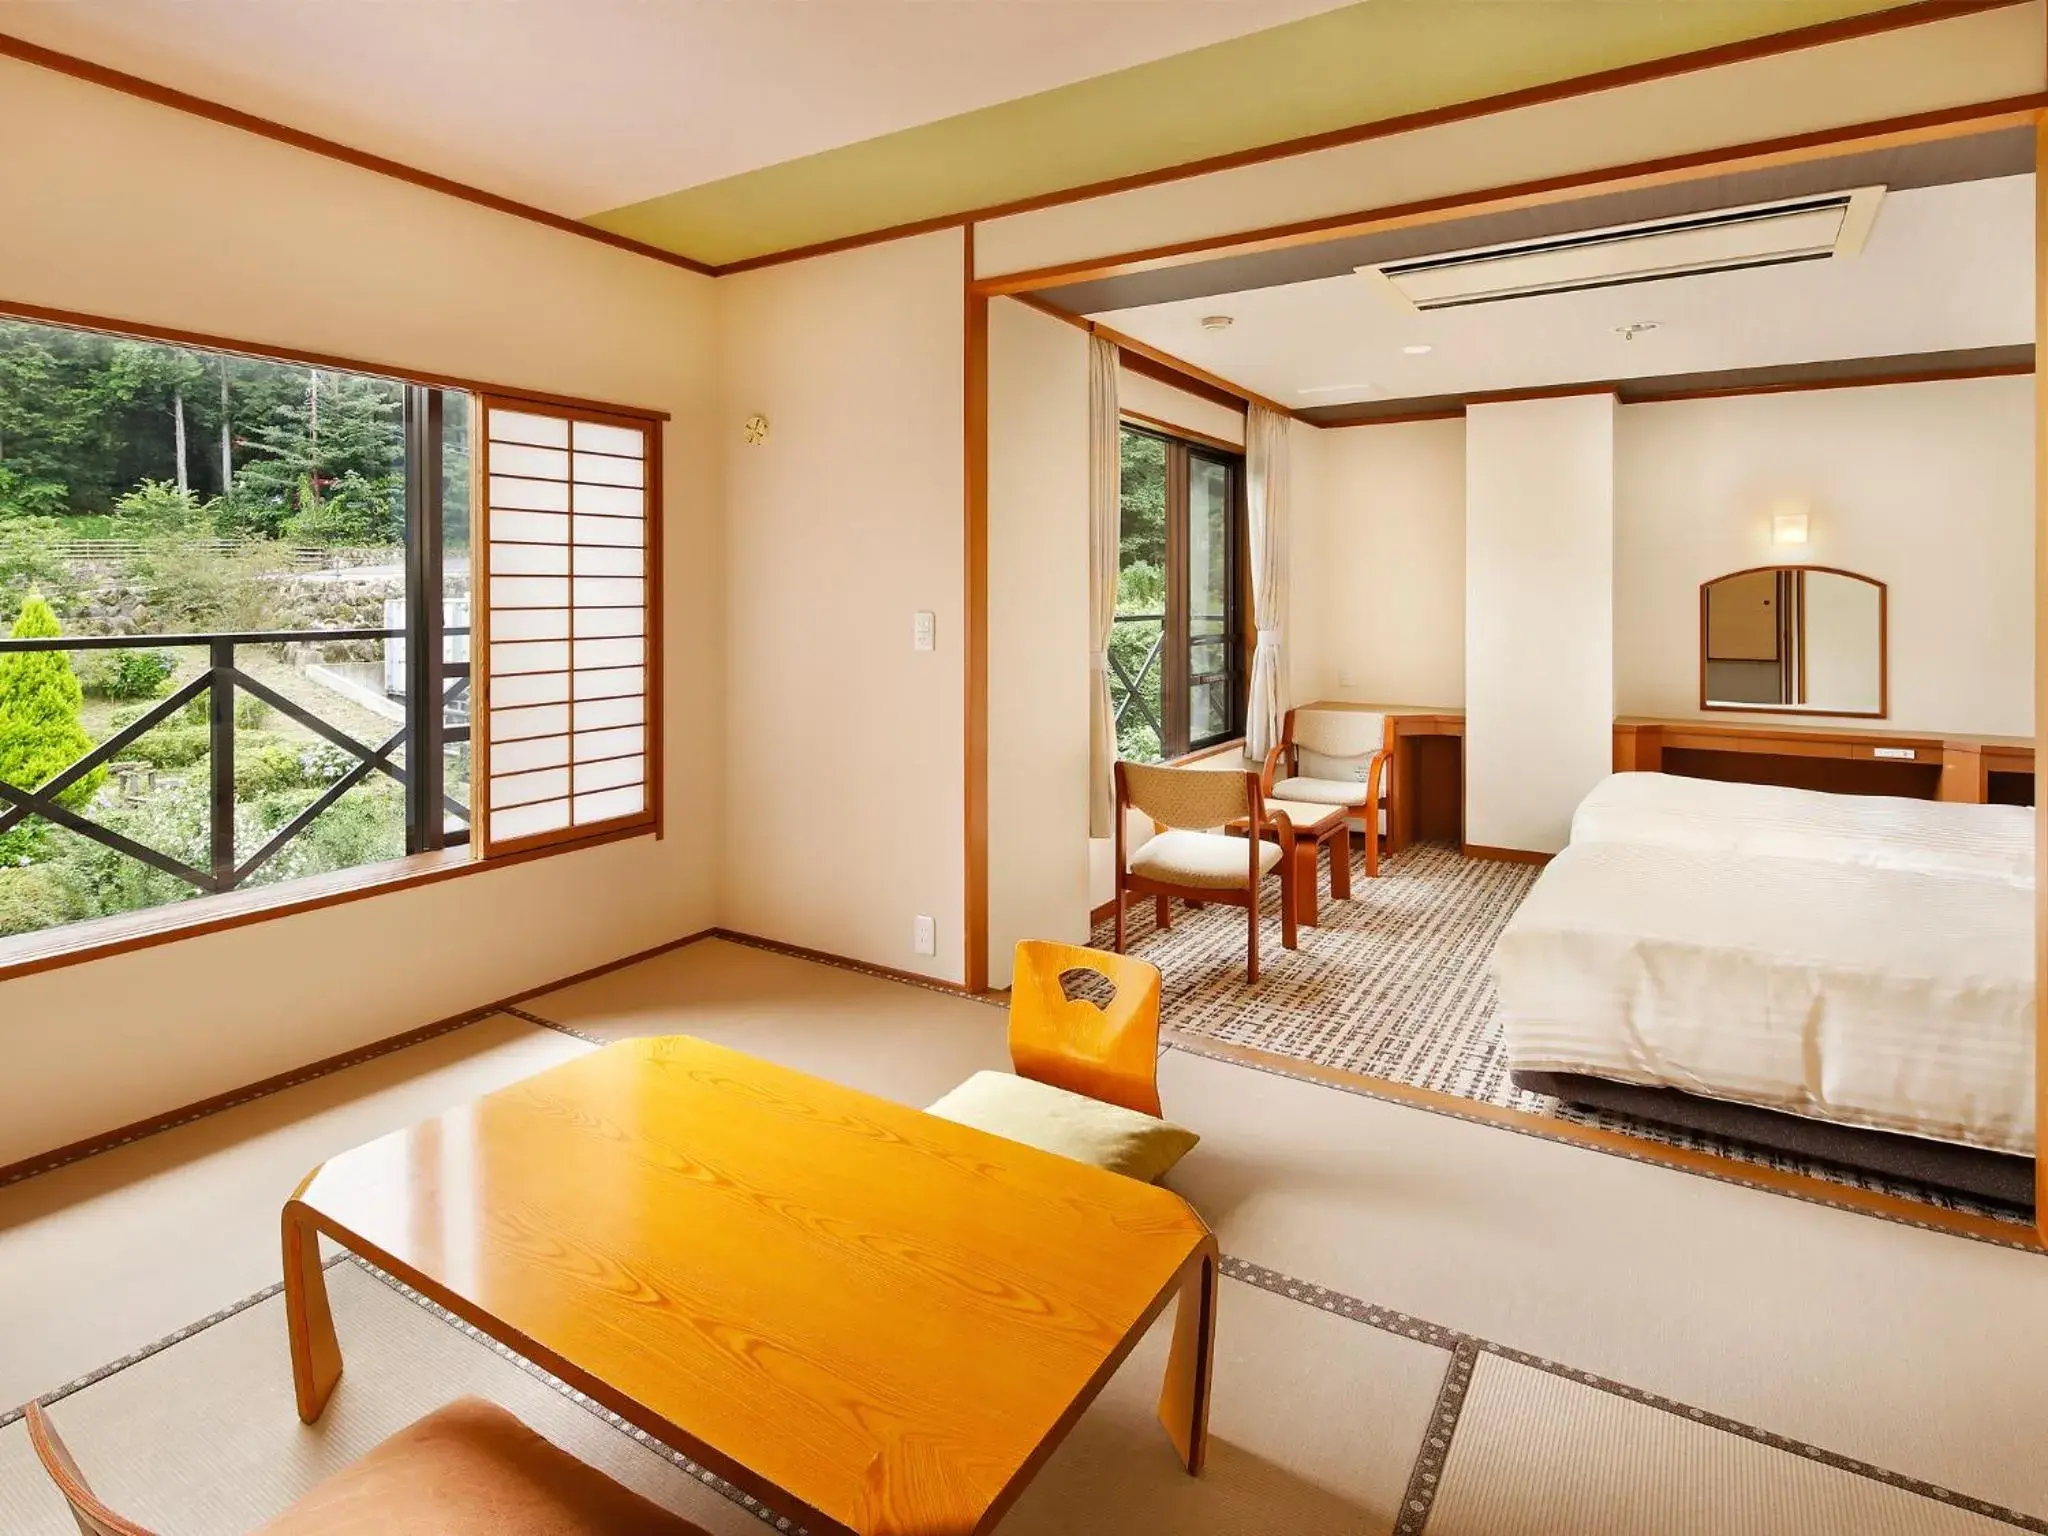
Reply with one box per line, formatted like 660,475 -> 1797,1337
1009,939 -> 1165,1114
27,1395 -> 713,1536
926,941 -> 1197,1183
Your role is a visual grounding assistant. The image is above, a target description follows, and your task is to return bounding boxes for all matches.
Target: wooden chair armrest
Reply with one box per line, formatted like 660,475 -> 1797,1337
1259,742 -> 1286,798
1365,749 -> 1390,807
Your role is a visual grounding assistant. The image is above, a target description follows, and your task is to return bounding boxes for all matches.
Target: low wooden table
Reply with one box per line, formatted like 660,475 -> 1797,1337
283,1037 -> 1218,1536
1229,799 -> 1352,926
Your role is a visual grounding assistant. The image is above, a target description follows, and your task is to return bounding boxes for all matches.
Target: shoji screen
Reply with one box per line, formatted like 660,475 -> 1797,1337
477,398 -> 660,855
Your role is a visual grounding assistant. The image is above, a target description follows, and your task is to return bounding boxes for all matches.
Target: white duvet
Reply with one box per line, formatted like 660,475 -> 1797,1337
1495,841 -> 2036,1154
1571,772 -> 2034,886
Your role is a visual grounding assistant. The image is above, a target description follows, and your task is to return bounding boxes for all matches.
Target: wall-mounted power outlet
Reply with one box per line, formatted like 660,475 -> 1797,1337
1337,665 -> 1356,688
912,914 -> 937,956
913,611 -> 936,652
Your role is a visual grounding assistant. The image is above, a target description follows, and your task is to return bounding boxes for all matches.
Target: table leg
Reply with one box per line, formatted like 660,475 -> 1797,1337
1292,839 -> 1320,927
282,1201 -> 343,1423
1330,825 -> 1352,901
1158,1241 -> 1218,1476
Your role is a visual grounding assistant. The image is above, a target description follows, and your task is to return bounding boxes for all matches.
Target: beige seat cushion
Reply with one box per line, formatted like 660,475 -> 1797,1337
1129,828 -> 1282,888
259,1397 -> 711,1535
927,1071 -> 1199,1183
1273,775 -> 1374,807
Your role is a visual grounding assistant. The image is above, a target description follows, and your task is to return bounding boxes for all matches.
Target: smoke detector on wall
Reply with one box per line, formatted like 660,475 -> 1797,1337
1355,186 -> 1886,313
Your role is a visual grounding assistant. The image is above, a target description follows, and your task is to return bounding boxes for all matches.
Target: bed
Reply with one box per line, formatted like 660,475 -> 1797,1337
1569,771 -> 2034,885
1496,774 -> 2036,1205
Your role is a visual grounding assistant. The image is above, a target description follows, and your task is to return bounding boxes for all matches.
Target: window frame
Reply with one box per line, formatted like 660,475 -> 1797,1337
474,393 -> 664,858
0,297 -> 667,984
1117,420 -> 1248,762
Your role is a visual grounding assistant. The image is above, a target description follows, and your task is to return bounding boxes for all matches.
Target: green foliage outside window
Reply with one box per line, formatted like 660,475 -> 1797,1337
0,594 -> 105,862
0,316 -> 435,940
1113,430 -> 1168,762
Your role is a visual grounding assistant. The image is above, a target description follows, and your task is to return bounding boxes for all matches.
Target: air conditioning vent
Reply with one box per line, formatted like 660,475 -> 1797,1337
1358,187 -> 1885,312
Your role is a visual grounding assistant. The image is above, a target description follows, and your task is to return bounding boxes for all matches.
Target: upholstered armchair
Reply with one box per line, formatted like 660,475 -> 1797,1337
1260,707 -> 1393,877
1113,760 -> 1298,982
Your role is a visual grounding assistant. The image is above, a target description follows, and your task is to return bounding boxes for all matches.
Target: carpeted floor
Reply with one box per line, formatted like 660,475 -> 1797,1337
1091,842 -> 2028,1223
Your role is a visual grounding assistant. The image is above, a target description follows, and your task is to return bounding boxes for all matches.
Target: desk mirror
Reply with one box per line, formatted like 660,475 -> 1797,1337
1700,566 -> 1886,717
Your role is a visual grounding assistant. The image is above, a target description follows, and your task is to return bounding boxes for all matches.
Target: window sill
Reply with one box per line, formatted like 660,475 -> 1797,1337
0,824 -> 655,987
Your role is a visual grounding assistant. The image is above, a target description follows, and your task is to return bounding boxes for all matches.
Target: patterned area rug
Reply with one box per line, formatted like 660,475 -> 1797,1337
1092,843 -> 2028,1225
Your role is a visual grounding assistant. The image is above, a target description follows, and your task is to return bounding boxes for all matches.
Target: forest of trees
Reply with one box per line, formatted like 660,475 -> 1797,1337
0,319 -> 407,546
1113,428 -> 1169,760
0,318 -> 434,941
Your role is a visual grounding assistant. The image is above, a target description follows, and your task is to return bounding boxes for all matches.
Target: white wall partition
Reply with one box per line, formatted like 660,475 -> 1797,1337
1465,395 -> 1616,855
716,229 -> 967,982
988,300 -> 1092,987
1291,417 -> 1467,709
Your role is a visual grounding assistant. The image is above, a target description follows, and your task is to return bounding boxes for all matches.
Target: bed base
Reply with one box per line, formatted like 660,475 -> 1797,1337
1511,1069 -> 2035,1212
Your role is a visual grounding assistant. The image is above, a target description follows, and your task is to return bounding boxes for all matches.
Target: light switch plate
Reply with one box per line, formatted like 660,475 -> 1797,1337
913,610 -> 936,652
913,915 -> 937,956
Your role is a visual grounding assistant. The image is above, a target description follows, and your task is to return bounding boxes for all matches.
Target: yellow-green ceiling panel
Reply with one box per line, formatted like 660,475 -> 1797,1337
588,0 -> 1921,267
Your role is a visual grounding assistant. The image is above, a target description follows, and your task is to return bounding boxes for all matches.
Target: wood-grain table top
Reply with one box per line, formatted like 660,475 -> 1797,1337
290,1036 -> 1212,1536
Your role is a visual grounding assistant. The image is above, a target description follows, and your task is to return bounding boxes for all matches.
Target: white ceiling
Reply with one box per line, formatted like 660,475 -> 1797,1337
0,0 -> 1347,216
1089,175 -> 2035,407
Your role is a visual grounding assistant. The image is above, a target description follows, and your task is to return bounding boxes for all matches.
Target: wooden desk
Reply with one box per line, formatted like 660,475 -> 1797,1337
284,1037 -> 1218,1536
1613,718 -> 2035,804
1296,702 -> 1466,851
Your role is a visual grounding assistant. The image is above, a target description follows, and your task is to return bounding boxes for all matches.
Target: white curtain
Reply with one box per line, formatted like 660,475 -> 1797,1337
1087,335 -> 1121,838
1245,404 -> 1291,760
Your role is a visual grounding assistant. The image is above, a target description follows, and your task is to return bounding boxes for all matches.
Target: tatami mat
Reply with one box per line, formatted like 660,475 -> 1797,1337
1002,1278 -> 1447,1534
517,935 -> 1010,1105
0,1013 -> 587,1412
7,938 -> 2048,1532
1428,1352 -> 2021,1536
0,1260 -> 763,1536
1159,1044 -> 2048,1518
0,1257 -> 1449,1536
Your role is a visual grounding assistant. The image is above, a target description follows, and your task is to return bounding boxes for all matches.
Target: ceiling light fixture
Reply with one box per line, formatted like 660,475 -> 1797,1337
1200,315 -> 1234,331
1401,344 -> 1433,355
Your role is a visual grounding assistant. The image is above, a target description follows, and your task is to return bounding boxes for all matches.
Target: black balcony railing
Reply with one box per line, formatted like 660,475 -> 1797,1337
1109,611 -> 1165,739
0,627 -> 470,896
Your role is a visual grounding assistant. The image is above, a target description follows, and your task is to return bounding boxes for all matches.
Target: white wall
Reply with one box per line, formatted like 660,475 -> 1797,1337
1118,368 -> 1246,447
0,55 -> 721,1166
1465,396 -> 1616,854
716,230 -> 967,982
1615,377 -> 2036,736
1291,417 -> 1466,710
1292,376 -> 2035,744
989,300 -> 1091,986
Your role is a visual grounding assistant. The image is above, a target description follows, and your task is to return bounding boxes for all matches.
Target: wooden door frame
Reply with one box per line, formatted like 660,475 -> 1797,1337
2034,108 -> 2047,1236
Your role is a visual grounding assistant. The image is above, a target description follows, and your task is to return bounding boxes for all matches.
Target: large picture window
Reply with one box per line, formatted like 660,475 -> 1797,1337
0,313 -> 659,950
1110,423 -> 1245,762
